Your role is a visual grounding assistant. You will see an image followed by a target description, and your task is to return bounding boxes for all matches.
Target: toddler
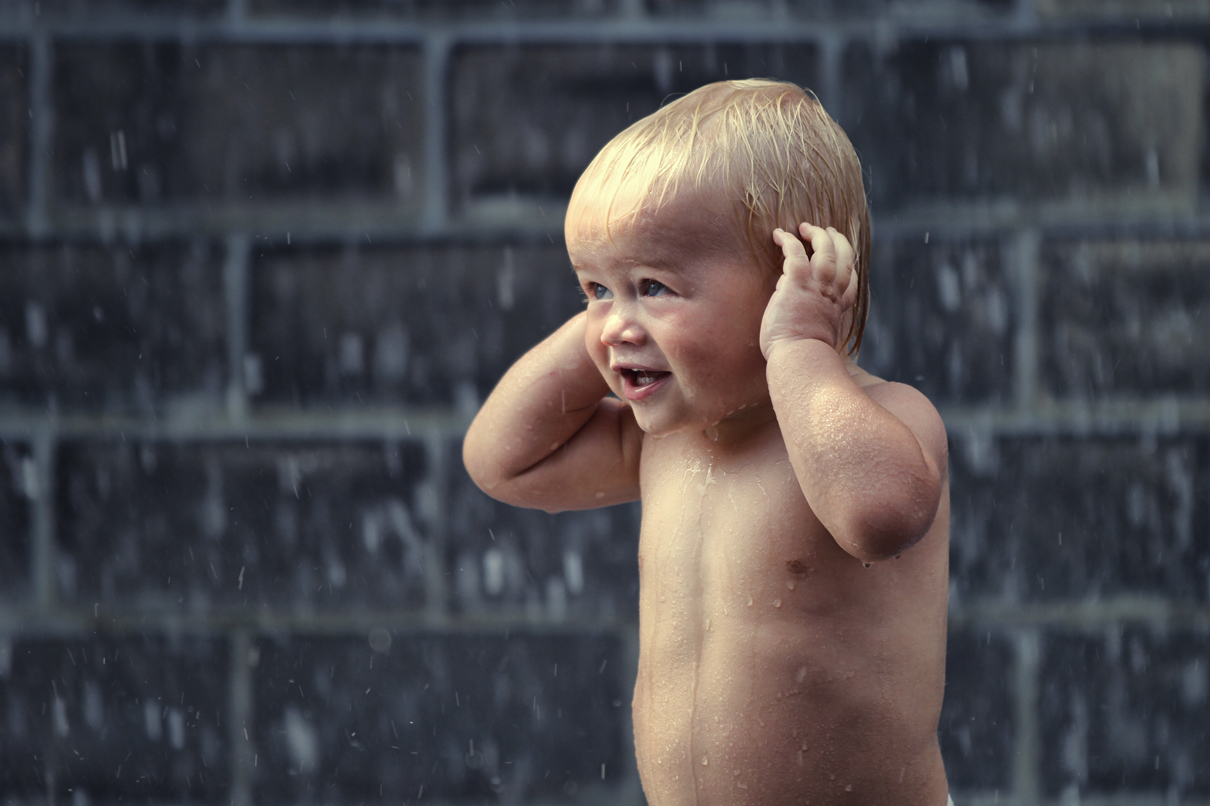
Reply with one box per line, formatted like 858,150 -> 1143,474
463,79 -> 951,806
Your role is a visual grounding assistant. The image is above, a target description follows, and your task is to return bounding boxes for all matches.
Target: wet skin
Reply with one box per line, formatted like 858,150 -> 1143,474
463,191 -> 951,805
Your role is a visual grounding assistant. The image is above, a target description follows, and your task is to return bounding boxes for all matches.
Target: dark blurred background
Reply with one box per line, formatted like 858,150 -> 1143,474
0,0 -> 1207,804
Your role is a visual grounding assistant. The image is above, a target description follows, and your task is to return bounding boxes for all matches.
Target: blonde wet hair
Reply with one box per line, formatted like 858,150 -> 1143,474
567,78 -> 871,356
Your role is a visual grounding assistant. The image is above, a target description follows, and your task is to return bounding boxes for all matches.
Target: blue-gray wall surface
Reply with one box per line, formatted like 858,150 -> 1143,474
0,1 -> 1207,804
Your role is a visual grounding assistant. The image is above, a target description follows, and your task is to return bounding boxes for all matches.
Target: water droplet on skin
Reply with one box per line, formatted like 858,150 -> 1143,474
796,666 -> 807,683
701,757 -> 709,766
705,618 -> 712,631
773,598 -> 782,608
786,580 -> 796,590
862,562 -> 871,568
747,595 -> 753,606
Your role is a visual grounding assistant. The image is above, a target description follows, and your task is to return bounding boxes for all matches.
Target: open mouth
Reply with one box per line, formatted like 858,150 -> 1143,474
624,369 -> 669,387
619,368 -> 671,400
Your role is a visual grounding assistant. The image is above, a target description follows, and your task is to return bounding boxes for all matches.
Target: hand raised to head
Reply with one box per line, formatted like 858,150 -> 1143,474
759,223 -> 858,360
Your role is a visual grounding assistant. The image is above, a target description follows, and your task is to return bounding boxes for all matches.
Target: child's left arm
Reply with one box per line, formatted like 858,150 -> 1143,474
762,223 -> 947,563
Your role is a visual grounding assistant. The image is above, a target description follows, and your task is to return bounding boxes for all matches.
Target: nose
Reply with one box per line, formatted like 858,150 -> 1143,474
600,304 -> 646,346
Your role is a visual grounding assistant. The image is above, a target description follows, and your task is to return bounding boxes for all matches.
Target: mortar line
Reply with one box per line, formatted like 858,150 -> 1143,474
224,233 -> 251,423
226,0 -> 247,27
1011,228 -> 1040,416
619,0 -> 646,20
618,622 -> 643,805
2,599 -> 1207,636
30,426 -> 56,613
228,627 -> 253,806
815,26 -> 844,115
25,32 -> 52,239
421,30 -> 451,235
2,399 -> 1210,441
423,432 -> 451,623
3,16 -> 1183,43
1012,629 -> 1040,806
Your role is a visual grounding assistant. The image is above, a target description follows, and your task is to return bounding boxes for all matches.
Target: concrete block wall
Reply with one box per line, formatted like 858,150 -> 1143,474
0,1 -> 1206,804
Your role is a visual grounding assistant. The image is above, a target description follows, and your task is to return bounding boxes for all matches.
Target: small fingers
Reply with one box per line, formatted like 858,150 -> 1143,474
841,260 -> 860,311
831,228 -> 856,279
799,223 -> 837,285
772,227 -> 809,263
830,228 -> 858,310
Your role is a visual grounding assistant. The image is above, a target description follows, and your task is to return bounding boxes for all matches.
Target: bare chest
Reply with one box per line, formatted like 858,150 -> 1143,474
634,432 -> 852,616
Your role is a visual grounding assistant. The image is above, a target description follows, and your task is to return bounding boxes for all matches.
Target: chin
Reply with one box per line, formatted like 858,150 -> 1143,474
633,409 -> 719,439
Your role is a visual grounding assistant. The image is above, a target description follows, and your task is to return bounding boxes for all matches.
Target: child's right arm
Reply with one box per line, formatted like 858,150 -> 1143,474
462,312 -> 643,513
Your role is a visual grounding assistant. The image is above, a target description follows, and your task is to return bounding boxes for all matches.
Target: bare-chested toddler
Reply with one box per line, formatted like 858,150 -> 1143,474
463,79 -> 951,806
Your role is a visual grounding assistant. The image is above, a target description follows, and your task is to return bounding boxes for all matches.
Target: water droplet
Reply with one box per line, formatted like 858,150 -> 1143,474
701,756 -> 708,766
862,562 -> 871,568
705,618 -> 712,631
845,784 -> 853,792
747,595 -> 753,606
786,580 -> 797,590
773,598 -> 782,608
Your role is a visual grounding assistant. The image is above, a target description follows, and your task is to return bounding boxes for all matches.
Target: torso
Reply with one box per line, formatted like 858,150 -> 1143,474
631,386 -> 950,806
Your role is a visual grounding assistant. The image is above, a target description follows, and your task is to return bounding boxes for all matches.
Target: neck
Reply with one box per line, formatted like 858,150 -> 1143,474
696,399 -> 779,448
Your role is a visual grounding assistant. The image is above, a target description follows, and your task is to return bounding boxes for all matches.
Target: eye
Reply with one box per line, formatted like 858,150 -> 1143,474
642,280 -> 669,297
582,282 -> 612,301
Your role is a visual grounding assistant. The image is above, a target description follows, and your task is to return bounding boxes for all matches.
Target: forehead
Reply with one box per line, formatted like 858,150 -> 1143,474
566,181 -> 742,262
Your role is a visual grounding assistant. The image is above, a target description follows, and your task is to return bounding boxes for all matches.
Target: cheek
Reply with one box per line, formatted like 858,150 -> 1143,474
583,319 -> 616,379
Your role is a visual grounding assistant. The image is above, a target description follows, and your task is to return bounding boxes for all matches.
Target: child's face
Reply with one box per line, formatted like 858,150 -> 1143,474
567,187 -> 777,438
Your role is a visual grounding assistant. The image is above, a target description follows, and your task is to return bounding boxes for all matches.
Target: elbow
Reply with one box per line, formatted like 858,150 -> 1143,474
461,426 -> 510,499
462,431 -> 561,512
837,471 -> 942,563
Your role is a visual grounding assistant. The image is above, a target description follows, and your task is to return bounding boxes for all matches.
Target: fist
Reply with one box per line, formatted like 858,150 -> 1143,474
759,223 -> 859,359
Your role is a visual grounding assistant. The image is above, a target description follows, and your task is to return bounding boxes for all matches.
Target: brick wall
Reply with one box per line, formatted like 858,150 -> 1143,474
0,1 -> 1207,804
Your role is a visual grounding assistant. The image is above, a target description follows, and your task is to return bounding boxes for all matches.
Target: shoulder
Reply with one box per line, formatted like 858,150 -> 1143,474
865,380 -> 948,477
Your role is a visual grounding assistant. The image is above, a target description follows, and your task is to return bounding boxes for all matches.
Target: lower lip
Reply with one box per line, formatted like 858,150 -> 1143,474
622,372 -> 671,401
